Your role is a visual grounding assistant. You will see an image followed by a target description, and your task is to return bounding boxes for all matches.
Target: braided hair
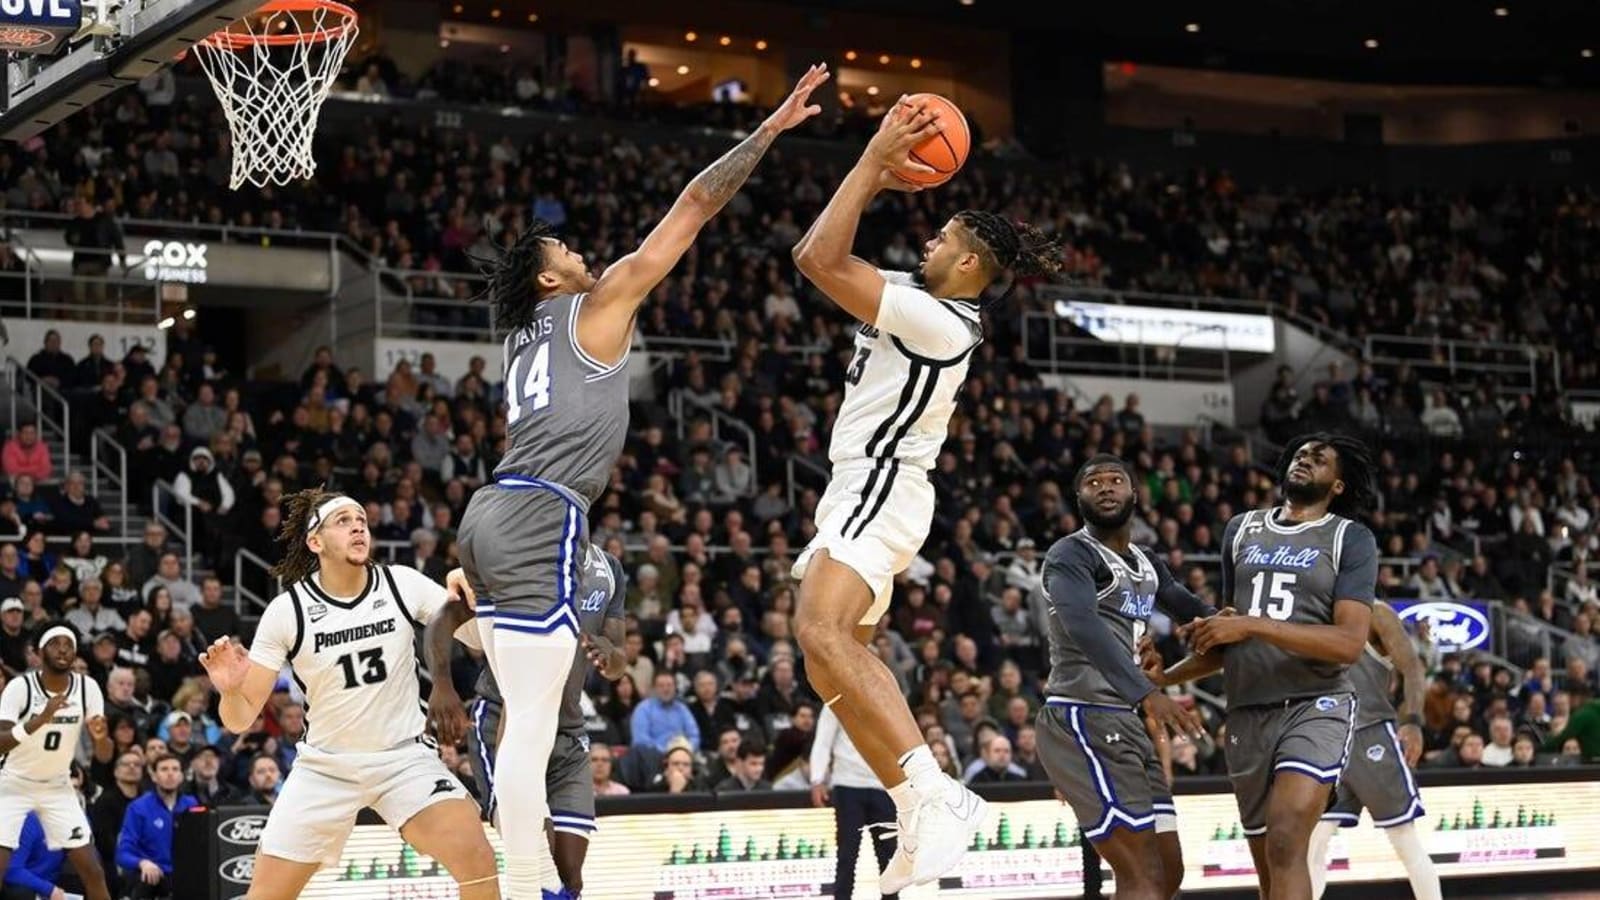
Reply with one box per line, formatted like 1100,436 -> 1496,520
1275,432 -> 1377,519
954,210 -> 1063,284
270,486 -> 344,585
472,219 -> 558,332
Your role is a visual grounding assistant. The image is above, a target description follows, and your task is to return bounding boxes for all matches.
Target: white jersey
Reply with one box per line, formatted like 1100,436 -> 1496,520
250,564 -> 446,755
0,672 -> 103,783
828,270 -> 982,471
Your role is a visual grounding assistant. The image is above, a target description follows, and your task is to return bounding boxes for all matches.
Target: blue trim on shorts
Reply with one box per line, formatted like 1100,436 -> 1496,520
551,810 -> 597,834
472,698 -> 497,816
488,477 -> 584,636
1045,696 -> 1135,713
1060,705 -> 1157,841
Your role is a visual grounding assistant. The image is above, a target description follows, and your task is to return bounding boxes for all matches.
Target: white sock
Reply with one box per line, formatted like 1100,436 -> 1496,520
1385,823 -> 1442,900
1308,819 -> 1337,899
898,745 -> 944,799
888,780 -> 917,817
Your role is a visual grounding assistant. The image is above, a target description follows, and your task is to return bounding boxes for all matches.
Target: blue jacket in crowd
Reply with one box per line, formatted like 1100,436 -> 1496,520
3,814 -> 64,897
116,790 -> 199,874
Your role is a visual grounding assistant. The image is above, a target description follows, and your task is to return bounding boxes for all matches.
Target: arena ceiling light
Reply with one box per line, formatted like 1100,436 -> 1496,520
910,57 -> 922,68
755,40 -> 768,50
684,31 -> 697,42
1185,22 -> 1200,33
1494,6 -> 1509,16
1584,48 -> 1595,57
1364,37 -> 1380,49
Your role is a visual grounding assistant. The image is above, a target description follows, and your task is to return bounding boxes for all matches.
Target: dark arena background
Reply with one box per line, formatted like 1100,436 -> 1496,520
1,0 -> 1599,897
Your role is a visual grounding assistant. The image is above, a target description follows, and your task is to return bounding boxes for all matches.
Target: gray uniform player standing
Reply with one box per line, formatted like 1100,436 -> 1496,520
1039,532 -> 1209,840
449,66 -> 832,898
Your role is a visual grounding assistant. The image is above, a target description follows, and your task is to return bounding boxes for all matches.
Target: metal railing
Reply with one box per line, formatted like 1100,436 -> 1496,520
5,356 -> 72,470
785,454 -> 831,508
1020,310 -> 1237,381
0,209 -> 364,257
233,548 -> 282,616
1363,334 -> 1559,393
668,391 -> 760,498
1495,604 -> 1594,671
151,480 -> 194,580
0,264 -> 162,323
89,429 -> 130,537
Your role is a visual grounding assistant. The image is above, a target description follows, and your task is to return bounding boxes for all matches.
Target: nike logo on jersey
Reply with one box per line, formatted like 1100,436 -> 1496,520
372,597 -> 388,610
313,618 -> 397,652
430,779 -> 456,797
307,602 -> 328,623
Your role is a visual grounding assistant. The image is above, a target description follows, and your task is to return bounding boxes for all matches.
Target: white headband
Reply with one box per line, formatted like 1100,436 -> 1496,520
38,625 -> 77,652
307,496 -> 363,534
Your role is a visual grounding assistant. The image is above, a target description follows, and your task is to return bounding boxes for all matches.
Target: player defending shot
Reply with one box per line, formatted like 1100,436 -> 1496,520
429,544 -> 628,900
1037,455 -> 1211,900
789,98 -> 1060,891
198,489 -> 498,900
453,64 -> 828,899
1152,434 -> 1378,900
1308,599 -> 1440,900
0,625 -> 115,900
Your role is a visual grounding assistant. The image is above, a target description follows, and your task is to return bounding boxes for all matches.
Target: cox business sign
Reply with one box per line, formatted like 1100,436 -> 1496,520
1054,300 -> 1276,354
1391,600 -> 1493,652
141,239 -> 209,283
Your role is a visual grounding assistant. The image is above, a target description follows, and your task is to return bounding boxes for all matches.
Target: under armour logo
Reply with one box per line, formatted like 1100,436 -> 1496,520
1230,734 -> 1239,746
430,779 -> 455,796
1104,733 -> 1123,743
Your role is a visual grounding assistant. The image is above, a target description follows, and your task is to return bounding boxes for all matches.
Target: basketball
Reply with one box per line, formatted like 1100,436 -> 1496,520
892,93 -> 970,187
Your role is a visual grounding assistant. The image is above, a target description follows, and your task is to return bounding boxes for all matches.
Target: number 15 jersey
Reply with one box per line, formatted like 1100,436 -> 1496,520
1220,508 -> 1378,707
249,564 -> 447,754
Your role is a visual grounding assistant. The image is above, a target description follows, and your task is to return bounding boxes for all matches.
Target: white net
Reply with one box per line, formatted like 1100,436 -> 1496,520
192,0 -> 358,190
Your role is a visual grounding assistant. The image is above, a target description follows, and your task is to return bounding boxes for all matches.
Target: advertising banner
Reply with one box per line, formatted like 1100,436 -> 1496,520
1388,599 -> 1494,652
13,231 -> 334,292
199,780 -> 1599,898
1054,300 -> 1276,354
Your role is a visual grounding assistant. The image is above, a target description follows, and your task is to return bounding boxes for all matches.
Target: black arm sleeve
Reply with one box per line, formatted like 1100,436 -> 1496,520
1043,540 -> 1156,706
1150,554 -> 1215,623
1219,515 -> 1242,610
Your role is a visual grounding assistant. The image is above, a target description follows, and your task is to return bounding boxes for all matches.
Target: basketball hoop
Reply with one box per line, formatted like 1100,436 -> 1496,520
192,0 -> 358,190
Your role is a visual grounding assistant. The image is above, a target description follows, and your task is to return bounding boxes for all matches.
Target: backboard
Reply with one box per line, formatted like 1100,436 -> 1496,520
0,0 -> 263,141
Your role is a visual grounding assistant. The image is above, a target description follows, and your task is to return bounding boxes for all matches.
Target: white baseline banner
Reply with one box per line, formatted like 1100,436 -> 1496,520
1054,300 -> 1276,354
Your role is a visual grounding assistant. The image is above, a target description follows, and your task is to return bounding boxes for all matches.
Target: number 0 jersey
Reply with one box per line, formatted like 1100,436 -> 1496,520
493,292 -> 631,504
250,564 -> 446,754
827,271 -> 983,472
0,672 -> 102,783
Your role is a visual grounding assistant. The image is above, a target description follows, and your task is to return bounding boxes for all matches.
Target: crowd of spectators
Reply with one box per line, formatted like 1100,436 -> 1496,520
1,51 -> 1599,892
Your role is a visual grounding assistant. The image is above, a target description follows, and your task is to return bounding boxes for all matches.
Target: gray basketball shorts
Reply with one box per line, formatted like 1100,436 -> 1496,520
1225,693 -> 1356,836
1325,721 -> 1424,828
457,478 -> 586,634
1036,699 -> 1174,842
465,697 -> 597,838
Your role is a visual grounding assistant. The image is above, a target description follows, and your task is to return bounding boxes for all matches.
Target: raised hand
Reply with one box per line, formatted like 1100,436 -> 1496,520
861,98 -> 941,189
762,63 -> 831,133
198,637 -> 252,693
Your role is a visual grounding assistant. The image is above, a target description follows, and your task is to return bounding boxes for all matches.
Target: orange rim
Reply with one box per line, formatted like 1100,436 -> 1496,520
199,0 -> 356,50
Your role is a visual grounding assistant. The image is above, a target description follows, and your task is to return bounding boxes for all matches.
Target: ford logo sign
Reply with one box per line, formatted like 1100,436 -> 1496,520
219,854 -> 255,885
1396,601 -> 1491,651
217,815 -> 267,843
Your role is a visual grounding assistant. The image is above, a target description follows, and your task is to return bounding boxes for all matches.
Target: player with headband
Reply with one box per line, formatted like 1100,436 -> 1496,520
199,488 -> 500,900
0,623 -> 115,900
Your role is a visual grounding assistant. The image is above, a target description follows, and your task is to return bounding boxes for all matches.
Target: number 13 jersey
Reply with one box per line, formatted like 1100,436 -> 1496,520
249,564 -> 447,754
493,293 -> 631,504
1220,508 -> 1378,707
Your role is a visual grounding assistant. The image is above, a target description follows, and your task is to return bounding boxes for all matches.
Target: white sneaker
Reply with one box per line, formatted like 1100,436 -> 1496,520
908,778 -> 988,886
875,808 -> 919,895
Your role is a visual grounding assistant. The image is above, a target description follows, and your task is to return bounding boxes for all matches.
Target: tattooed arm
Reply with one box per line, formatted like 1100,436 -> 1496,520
579,64 -> 829,361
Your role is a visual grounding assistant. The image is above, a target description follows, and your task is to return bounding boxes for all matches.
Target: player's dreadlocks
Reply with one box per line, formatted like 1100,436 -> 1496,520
955,210 -> 1064,282
472,218 -> 558,332
1275,431 -> 1377,520
271,485 -> 344,585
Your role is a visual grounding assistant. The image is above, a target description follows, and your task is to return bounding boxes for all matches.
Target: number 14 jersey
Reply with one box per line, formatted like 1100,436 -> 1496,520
1220,508 -> 1378,707
249,564 -> 447,754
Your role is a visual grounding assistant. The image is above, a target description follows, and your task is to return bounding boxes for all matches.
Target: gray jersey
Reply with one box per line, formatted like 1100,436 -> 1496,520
493,293 -> 631,503
473,543 -> 626,730
1348,642 -> 1397,729
1042,529 -> 1212,707
1220,508 -> 1378,707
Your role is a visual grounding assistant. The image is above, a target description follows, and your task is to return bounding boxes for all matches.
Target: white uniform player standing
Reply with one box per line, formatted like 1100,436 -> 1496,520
0,624 -> 115,900
199,491 -> 500,900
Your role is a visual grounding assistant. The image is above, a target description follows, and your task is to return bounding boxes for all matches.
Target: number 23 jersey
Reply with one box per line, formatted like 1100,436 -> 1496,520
1220,508 -> 1378,707
250,564 -> 446,754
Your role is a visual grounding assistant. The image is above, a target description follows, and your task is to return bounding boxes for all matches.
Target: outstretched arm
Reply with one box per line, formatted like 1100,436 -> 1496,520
792,100 -> 940,323
578,65 -> 830,364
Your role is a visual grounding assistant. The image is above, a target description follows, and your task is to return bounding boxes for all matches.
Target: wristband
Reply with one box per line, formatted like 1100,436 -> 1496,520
1401,714 -> 1422,729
